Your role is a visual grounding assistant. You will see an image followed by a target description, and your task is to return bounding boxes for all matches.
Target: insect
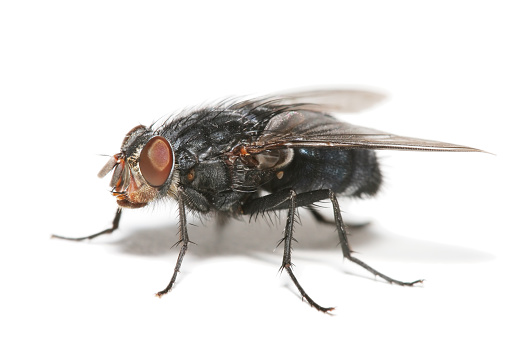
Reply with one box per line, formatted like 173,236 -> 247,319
53,88 -> 483,312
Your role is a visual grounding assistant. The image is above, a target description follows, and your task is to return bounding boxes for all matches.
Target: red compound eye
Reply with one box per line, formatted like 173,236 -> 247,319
139,136 -> 174,187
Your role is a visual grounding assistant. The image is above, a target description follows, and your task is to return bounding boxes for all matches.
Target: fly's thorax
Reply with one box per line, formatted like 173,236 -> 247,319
98,125 -> 178,209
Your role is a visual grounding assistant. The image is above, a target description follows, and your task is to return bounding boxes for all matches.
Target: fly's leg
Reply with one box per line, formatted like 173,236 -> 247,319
242,189 -> 422,312
308,206 -> 335,225
308,206 -> 370,228
280,190 -> 335,313
51,208 -> 122,241
243,189 -> 334,313
156,187 -> 189,297
52,187 -> 191,297
328,190 -> 423,286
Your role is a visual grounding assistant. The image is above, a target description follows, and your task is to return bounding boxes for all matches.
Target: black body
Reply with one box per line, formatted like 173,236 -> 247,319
160,106 -> 381,215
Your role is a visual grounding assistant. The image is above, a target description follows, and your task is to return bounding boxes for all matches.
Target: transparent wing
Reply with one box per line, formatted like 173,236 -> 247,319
275,88 -> 386,113
230,88 -> 385,114
248,111 -> 483,153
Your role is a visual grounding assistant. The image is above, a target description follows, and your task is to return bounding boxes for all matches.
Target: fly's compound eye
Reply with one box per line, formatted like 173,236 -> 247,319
139,136 -> 174,187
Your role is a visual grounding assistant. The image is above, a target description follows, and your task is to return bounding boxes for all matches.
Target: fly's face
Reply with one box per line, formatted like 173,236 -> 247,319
98,125 -> 176,209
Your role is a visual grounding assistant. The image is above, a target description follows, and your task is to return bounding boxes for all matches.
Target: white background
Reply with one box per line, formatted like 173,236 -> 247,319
1,1 -> 507,338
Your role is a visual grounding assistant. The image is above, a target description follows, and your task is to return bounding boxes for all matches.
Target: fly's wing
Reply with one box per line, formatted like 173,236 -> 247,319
275,88 -> 386,113
248,111 -> 484,153
230,89 -> 386,114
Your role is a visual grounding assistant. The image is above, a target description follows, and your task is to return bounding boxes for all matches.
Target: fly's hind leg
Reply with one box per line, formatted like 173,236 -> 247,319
327,190 -> 423,286
308,205 -> 370,228
51,208 -> 122,241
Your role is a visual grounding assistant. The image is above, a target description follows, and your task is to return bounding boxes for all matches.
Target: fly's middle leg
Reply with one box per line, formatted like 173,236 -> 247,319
280,190 -> 335,313
243,189 -> 334,312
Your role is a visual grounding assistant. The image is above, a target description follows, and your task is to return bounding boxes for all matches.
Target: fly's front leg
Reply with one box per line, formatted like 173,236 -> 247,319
328,190 -> 423,286
51,208 -> 122,241
156,187 -> 190,297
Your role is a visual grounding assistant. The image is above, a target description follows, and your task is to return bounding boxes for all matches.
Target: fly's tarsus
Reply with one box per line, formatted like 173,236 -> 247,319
51,208 -> 122,241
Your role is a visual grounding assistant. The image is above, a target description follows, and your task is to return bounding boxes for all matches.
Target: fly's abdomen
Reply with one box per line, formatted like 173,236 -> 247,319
344,149 -> 381,197
262,148 -> 381,197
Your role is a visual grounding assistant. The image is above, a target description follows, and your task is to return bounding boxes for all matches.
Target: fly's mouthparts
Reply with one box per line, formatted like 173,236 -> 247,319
112,190 -> 127,199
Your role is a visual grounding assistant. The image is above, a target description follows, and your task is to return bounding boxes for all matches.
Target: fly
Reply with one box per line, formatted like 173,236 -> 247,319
53,88 -> 484,313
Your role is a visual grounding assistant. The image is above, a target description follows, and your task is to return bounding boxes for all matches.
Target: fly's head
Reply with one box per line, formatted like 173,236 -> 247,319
98,125 -> 176,209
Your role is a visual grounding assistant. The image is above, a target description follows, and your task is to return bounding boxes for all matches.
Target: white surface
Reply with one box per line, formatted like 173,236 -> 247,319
1,1 -> 507,338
